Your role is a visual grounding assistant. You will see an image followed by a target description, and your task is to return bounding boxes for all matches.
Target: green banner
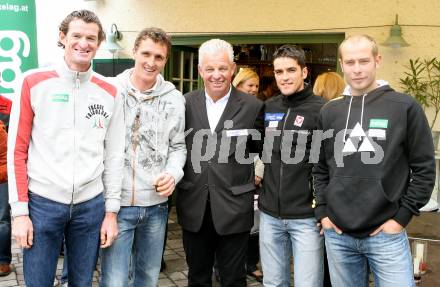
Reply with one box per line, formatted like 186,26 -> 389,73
0,0 -> 38,99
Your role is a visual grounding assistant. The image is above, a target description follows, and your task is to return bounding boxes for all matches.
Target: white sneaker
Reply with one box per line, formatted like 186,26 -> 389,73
420,198 -> 439,212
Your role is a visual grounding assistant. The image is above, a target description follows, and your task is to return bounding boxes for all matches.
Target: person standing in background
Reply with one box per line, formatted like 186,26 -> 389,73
257,77 -> 276,101
0,90 -> 14,276
0,124 -> 12,277
233,68 -> 259,98
313,71 -> 345,101
0,74 -> 13,276
232,68 -> 263,282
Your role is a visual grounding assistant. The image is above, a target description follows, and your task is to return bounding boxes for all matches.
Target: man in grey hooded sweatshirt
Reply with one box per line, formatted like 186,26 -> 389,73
100,27 -> 186,287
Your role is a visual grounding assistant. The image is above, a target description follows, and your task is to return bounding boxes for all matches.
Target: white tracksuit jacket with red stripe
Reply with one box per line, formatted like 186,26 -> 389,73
7,60 -> 124,217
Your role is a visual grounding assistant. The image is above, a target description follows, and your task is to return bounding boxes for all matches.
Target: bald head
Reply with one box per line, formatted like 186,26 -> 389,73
338,34 -> 381,96
338,35 -> 378,61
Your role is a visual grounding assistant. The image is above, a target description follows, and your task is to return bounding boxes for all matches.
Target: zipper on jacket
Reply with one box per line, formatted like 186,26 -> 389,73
277,107 -> 291,218
70,74 -> 80,217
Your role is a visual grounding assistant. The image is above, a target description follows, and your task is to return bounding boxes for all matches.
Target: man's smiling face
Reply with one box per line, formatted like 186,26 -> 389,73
132,38 -> 168,88
59,18 -> 100,72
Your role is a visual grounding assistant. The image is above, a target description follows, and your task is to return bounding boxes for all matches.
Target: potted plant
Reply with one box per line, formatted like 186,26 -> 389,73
400,57 -> 440,149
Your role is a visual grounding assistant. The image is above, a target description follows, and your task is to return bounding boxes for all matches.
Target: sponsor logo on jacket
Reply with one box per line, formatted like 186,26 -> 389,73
86,104 -> 109,129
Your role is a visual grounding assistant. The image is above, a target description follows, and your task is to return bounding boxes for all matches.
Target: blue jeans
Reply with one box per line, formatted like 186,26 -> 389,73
259,212 -> 324,287
100,203 -> 168,287
0,183 -> 11,265
24,192 -> 104,287
61,242 -> 68,284
324,228 -> 415,287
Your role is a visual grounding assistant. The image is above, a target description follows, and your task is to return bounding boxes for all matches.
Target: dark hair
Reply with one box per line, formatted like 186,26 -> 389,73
57,10 -> 105,48
134,27 -> 172,58
273,45 -> 306,69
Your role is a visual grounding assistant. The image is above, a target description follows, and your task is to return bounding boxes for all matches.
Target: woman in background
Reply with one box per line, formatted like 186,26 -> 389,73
313,71 -> 345,101
232,68 -> 264,282
233,68 -> 260,97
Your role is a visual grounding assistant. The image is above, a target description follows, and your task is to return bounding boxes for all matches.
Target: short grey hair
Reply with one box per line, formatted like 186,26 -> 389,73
198,39 -> 234,66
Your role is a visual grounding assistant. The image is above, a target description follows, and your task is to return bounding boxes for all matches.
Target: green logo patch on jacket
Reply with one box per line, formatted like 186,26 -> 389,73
51,93 -> 69,102
369,119 -> 388,129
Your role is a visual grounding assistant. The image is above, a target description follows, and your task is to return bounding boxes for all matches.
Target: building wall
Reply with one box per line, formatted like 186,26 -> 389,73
93,0 -> 440,128
36,0 -> 440,128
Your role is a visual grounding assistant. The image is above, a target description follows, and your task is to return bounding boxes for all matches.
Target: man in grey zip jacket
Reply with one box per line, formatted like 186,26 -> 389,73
100,27 -> 186,287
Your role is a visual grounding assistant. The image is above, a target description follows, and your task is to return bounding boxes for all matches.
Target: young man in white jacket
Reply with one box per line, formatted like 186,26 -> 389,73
7,10 -> 124,287
100,27 -> 186,287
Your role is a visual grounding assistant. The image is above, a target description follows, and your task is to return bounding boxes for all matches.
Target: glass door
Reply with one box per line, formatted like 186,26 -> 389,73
165,46 -> 199,94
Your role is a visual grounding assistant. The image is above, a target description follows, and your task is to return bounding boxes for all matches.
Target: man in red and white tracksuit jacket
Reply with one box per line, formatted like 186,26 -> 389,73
7,10 -> 124,287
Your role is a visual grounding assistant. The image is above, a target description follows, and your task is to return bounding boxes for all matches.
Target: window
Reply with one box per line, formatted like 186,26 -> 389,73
164,47 -> 199,94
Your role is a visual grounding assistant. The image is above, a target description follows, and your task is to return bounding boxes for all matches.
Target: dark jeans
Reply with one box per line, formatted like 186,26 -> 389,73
24,192 -> 104,287
182,204 -> 248,287
0,182 -> 11,264
246,235 -> 259,273
61,242 -> 68,284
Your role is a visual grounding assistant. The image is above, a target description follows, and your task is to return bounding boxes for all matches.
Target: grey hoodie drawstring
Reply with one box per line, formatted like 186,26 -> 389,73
343,94 -> 367,142
155,97 -> 160,162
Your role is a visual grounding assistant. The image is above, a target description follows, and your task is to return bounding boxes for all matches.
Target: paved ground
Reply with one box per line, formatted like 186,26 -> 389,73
2,209 -> 439,287
0,209 -> 263,287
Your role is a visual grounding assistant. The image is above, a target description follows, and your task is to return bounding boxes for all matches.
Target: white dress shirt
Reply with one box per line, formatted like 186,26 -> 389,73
205,87 -> 231,133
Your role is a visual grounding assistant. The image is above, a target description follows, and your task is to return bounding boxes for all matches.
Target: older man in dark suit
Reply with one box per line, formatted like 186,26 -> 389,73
177,39 -> 264,287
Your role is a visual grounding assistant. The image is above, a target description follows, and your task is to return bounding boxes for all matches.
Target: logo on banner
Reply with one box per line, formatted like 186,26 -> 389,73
0,31 -> 30,92
0,0 -> 38,100
294,115 -> 304,127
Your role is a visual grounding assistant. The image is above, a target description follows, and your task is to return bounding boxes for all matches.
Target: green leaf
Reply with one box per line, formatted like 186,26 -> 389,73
400,57 -> 440,128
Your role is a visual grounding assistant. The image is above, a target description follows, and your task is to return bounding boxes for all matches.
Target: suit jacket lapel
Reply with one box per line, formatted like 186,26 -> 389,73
193,90 -> 211,130
214,87 -> 243,133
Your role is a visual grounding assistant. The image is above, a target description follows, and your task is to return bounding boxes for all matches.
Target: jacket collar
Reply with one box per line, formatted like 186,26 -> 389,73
342,84 -> 394,102
282,85 -> 314,106
193,86 -> 243,133
56,58 -> 93,83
